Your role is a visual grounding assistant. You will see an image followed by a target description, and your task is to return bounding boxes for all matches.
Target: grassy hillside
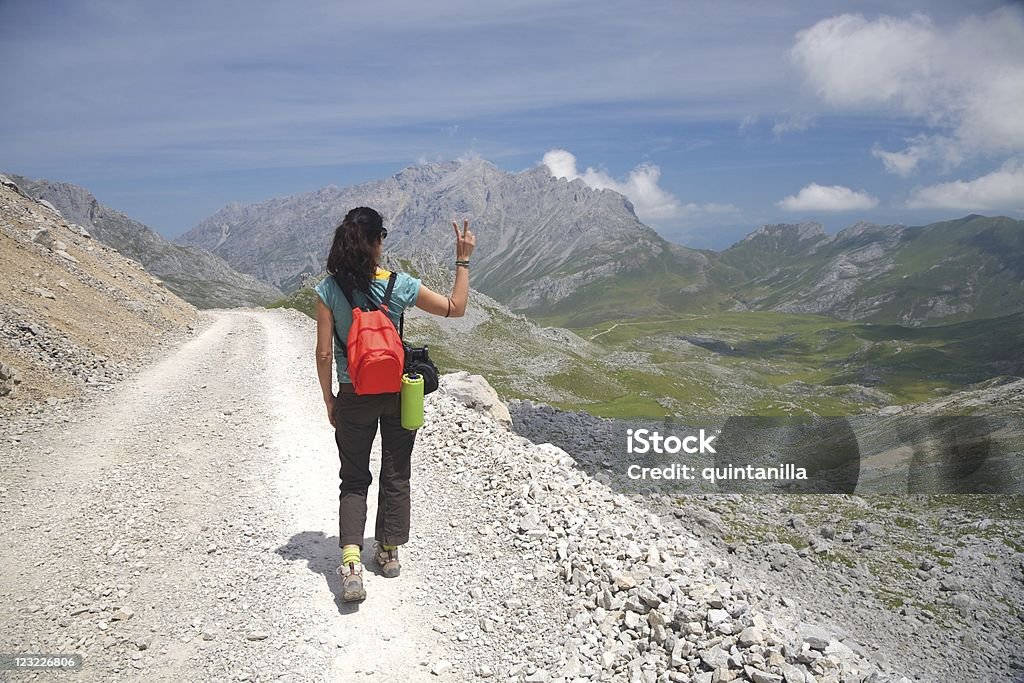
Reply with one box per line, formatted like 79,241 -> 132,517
530,215 -> 1024,329
270,266 -> 1024,419
267,284 -> 320,319
526,246 -> 734,328
859,216 -> 1024,324
573,311 -> 1024,414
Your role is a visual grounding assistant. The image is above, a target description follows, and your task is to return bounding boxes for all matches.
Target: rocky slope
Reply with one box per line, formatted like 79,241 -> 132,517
8,175 -> 282,308
0,176 -> 197,412
508,393 -> 1024,683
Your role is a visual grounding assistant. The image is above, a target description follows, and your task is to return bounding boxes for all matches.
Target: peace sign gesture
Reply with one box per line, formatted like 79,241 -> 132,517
452,219 -> 476,260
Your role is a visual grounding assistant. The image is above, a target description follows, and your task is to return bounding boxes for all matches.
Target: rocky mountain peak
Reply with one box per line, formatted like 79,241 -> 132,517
837,221 -> 904,240
6,175 -> 100,230
736,221 -> 826,248
176,158 -> 667,310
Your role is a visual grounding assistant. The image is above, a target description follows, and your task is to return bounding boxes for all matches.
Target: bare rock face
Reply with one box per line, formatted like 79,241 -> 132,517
6,174 -> 282,308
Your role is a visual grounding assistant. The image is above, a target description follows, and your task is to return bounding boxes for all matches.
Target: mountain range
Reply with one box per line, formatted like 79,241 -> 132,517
177,159 -> 682,309
7,159 -> 1020,416
175,159 -> 1024,328
717,215 -> 1024,326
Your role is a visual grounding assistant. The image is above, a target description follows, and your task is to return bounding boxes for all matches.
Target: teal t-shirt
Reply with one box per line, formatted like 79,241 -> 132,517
314,268 -> 422,384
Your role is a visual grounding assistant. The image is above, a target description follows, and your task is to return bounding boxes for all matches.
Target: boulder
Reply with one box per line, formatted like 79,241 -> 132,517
29,228 -> 55,248
797,622 -> 831,650
0,362 -> 22,397
37,199 -> 63,217
439,371 -> 511,426
68,223 -> 92,238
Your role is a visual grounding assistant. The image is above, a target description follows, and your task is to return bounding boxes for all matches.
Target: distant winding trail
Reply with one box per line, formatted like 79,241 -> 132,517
586,314 -> 710,341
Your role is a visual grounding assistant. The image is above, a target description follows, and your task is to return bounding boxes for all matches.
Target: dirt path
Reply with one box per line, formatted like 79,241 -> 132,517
585,314 -> 710,341
0,309 -> 451,682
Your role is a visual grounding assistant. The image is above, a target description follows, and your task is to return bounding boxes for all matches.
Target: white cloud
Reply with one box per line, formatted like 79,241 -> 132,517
542,149 -> 681,221
905,159 -> 1024,211
871,146 -> 921,177
771,113 -> 814,138
541,149 -> 579,183
870,134 -> 965,177
683,202 -> 740,215
777,183 -> 879,212
791,8 -> 1024,173
455,150 -> 482,163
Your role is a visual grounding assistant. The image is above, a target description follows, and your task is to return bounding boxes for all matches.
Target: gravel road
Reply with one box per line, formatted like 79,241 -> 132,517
0,309 -> 458,682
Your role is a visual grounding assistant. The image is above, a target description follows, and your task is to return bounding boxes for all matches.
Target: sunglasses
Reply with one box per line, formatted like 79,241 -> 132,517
380,227 -> 388,241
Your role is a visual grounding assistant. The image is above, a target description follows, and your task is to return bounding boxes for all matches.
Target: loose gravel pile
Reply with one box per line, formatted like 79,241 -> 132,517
508,399 -> 1024,682
427,399 -> 909,683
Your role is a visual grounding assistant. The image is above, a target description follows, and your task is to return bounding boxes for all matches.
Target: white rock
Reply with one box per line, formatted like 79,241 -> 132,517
439,371 -> 512,426
707,608 -> 730,626
739,626 -> 763,646
797,623 -> 831,651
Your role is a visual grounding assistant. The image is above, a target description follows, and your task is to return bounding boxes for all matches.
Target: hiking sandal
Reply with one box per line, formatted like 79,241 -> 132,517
374,543 -> 401,578
338,561 -> 367,602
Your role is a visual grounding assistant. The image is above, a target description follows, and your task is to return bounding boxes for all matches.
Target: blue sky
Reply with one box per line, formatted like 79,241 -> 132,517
1,0 -> 1021,249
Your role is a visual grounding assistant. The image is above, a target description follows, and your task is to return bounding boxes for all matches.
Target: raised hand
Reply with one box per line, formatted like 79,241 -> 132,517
452,219 -> 476,260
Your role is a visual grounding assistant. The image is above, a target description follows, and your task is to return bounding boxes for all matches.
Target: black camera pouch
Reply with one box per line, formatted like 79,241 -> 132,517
399,312 -> 439,395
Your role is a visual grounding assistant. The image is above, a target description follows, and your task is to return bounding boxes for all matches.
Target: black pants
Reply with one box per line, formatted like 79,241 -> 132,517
334,383 -> 417,548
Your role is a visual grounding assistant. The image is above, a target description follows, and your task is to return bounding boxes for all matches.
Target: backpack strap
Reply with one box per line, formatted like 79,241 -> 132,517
331,273 -> 355,353
380,271 -> 398,310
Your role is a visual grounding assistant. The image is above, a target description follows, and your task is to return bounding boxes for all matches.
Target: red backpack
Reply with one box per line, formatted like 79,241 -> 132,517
333,272 -> 405,394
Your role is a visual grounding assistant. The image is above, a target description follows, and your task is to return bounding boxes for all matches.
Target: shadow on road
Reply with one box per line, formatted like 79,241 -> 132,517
276,530 -> 384,614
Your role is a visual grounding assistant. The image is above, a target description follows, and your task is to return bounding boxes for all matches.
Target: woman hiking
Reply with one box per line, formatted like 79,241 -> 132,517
314,206 -> 475,602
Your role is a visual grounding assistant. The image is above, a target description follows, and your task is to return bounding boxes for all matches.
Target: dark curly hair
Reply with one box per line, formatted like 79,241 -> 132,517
326,207 -> 386,294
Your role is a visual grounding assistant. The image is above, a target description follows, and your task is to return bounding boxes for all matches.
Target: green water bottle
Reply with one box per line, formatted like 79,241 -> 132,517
400,372 -> 424,430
